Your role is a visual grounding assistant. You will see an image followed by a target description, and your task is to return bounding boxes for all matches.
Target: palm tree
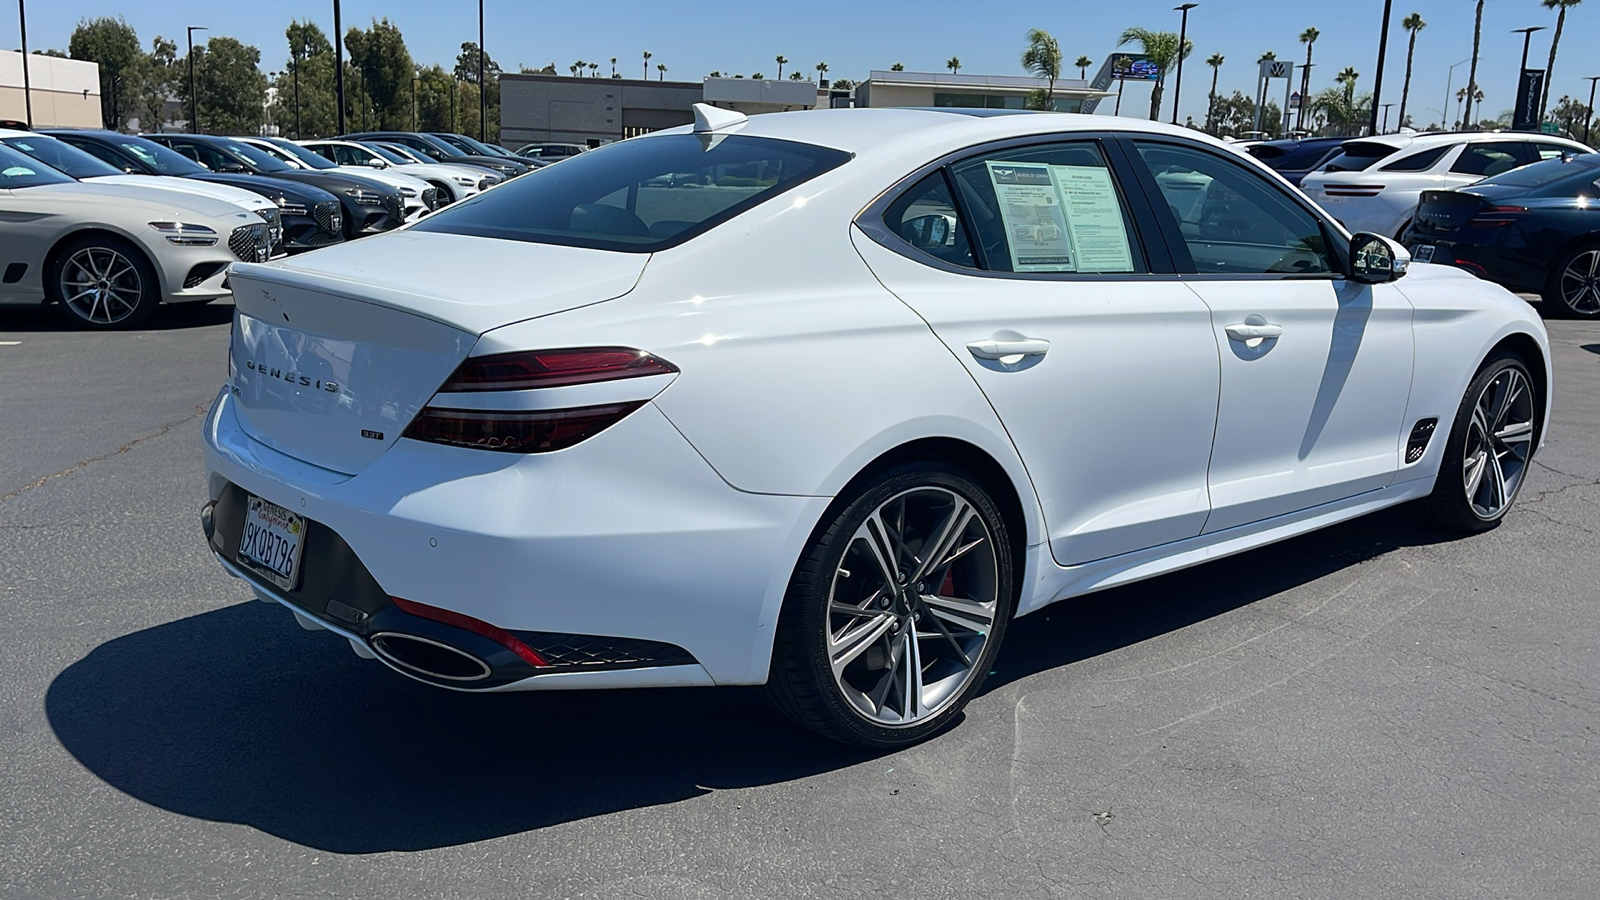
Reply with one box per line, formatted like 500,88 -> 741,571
1022,29 -> 1062,106
1118,28 -> 1193,120
1259,50 -> 1276,63
1297,28 -> 1319,129
1075,55 -> 1093,79
1463,0 -> 1484,127
816,61 -> 829,86
1456,85 -> 1484,128
568,63 -> 580,77
657,63 -> 667,81
1397,13 -> 1425,131
1205,52 -> 1224,133
1540,0 -> 1584,121
610,57 -> 617,78
1336,65 -> 1360,106
947,57 -> 961,74
891,62 -> 905,72
589,63 -> 599,78
643,50 -> 652,80
790,71 -> 804,81
753,72 -> 764,80
776,55 -> 787,79
708,71 -> 721,78
572,60 -> 585,77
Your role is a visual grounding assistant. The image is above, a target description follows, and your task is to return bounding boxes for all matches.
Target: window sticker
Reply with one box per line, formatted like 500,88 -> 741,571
984,160 -> 1135,273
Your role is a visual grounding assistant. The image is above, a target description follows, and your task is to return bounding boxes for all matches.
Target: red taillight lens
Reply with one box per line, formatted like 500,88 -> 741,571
440,347 -> 677,392
1466,205 -> 1528,228
389,595 -> 548,667
402,402 -> 644,453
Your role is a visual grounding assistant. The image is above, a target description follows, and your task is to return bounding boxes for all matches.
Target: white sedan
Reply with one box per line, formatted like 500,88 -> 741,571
202,106 -> 1550,747
298,139 -> 493,204
235,136 -> 438,221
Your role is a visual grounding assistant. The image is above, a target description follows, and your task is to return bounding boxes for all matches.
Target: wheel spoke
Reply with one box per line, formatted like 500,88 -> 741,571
1495,420 -> 1533,446
917,604 -> 973,666
909,498 -> 975,586
859,512 -> 903,588
899,628 -> 925,721
829,612 -> 895,674
1486,454 -> 1508,512
920,591 -> 995,633
1464,449 -> 1487,499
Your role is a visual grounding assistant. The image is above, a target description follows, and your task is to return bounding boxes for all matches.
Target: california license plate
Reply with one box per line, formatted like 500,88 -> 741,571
1413,245 -> 1436,263
237,495 -> 306,591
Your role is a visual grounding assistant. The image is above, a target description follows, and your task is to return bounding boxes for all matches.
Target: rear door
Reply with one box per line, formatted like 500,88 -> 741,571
852,137 -> 1222,566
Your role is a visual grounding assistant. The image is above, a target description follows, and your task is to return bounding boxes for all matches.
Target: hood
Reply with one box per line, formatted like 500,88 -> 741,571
22,180 -> 253,222
333,166 -> 431,192
270,170 -> 401,197
190,173 -> 340,205
227,230 -> 649,335
86,174 -> 273,210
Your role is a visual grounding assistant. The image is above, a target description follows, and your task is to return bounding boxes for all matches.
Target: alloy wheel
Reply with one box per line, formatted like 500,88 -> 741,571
60,246 -> 145,326
1558,249 -> 1600,316
1461,366 -> 1535,520
826,486 -> 998,726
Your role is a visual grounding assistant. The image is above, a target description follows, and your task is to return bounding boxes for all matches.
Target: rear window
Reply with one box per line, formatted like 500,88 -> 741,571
412,133 -> 850,252
1480,154 -> 1600,190
1380,146 -> 1449,172
1320,141 -> 1400,173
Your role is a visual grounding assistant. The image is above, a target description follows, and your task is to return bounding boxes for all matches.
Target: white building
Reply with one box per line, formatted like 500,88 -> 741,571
0,52 -> 101,128
855,70 -> 1112,113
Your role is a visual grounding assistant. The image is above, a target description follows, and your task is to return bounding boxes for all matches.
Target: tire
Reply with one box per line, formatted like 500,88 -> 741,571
1419,352 -> 1538,533
1540,244 -> 1600,318
47,234 -> 161,330
764,460 -> 1016,748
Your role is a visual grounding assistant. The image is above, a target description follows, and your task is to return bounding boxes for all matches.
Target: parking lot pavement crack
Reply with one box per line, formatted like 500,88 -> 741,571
1531,458 -> 1598,484
0,402 -> 208,507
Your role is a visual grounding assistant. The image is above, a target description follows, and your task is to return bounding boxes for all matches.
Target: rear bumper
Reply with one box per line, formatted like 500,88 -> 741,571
1403,233 -> 1549,294
200,387 -> 826,688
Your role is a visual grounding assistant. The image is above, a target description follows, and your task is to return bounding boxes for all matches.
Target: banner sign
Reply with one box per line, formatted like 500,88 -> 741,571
1514,69 -> 1546,132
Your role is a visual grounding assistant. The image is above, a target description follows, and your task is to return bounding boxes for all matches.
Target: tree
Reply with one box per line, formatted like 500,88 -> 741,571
1117,28 -> 1192,120
1540,0 -> 1583,122
657,63 -> 667,81
69,17 -> 144,130
1021,29 -> 1062,107
1312,85 -> 1371,134
1210,90 -> 1283,137
643,50 -> 652,79
1296,28 -> 1318,130
413,64 -> 457,132
1397,13 -> 1425,134
136,36 -> 178,132
1463,0 -> 1484,128
815,61 -> 828,87
1552,93 -> 1597,137
179,36 -> 267,134
1259,50 -> 1276,63
832,78 -> 854,91
891,62 -> 905,72
776,55 -> 787,79
707,70 -> 722,78
454,42 -> 502,141
589,62 -> 599,78
790,71 -> 805,81
1075,55 -> 1093,79
610,57 -> 617,77
1205,53 -> 1224,133
946,57 -> 961,74
344,19 -> 414,131
1336,66 -> 1360,106
752,72 -> 764,80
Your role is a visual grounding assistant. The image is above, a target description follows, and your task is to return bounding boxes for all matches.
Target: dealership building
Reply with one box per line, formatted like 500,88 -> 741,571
0,52 -> 101,128
500,69 -> 1113,148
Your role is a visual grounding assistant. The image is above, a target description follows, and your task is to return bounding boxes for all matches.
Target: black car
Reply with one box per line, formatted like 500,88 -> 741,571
341,131 -> 532,179
1243,137 -> 1348,186
1404,153 -> 1600,318
143,134 -> 406,241
43,130 -> 344,254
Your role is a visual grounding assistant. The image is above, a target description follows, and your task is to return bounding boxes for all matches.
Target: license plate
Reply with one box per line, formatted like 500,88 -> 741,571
1413,245 -> 1436,263
237,495 -> 306,591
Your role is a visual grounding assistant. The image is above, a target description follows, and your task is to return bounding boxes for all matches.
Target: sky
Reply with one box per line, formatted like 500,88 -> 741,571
7,0 -> 1598,128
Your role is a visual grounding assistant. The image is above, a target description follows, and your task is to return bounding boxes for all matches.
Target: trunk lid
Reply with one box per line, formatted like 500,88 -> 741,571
1412,190 -> 1489,235
226,234 -> 649,474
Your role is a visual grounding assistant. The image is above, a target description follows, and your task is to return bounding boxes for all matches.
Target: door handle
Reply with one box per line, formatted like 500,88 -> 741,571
1224,322 -> 1283,342
966,339 -> 1051,360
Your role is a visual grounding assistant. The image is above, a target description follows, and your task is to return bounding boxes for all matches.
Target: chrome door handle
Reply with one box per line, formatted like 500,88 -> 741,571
966,339 -> 1051,360
1224,322 -> 1283,342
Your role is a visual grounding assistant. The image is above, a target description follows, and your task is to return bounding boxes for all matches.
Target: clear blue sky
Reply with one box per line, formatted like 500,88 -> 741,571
8,0 -> 1597,127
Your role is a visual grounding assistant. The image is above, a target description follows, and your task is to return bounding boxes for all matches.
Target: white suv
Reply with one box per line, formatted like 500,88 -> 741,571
1301,132 -> 1593,238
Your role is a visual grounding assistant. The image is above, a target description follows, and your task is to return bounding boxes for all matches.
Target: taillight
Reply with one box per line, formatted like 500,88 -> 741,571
439,347 -> 677,392
404,402 -> 645,453
1466,206 -> 1528,228
389,596 -> 548,667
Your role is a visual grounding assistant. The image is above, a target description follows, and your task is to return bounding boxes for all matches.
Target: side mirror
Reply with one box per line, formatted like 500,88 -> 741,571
1349,233 -> 1409,284
366,159 -> 387,168
902,213 -> 957,251
219,163 -> 249,174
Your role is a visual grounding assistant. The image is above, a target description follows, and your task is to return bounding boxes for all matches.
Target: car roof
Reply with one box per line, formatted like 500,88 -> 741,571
1354,131 -> 1593,152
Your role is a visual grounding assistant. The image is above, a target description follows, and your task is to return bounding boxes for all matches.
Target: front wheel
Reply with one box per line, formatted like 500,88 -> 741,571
1419,353 -> 1537,533
765,461 -> 1015,748
1541,245 -> 1600,318
49,236 -> 160,329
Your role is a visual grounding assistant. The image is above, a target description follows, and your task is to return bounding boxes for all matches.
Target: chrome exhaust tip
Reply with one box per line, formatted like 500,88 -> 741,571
370,632 -> 493,682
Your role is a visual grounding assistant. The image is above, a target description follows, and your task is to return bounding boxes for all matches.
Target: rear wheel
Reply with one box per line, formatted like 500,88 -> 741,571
765,461 -> 1015,748
1542,245 -> 1600,318
1419,353 -> 1537,533
48,235 -> 160,330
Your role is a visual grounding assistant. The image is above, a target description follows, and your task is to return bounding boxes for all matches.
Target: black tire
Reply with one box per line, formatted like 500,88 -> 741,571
1540,244 -> 1600,318
47,234 -> 161,330
1419,352 -> 1538,533
764,460 -> 1016,748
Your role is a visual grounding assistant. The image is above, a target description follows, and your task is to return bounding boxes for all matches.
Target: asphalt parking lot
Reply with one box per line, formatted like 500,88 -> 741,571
1,301 -> 1597,899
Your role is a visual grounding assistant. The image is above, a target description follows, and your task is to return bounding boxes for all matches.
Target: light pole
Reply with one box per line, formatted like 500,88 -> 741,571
17,0 -> 32,126
411,75 -> 418,130
291,44 -> 301,138
1443,57 -> 1470,129
478,0 -> 487,141
1585,76 -> 1599,145
1380,103 -> 1393,132
333,0 -> 345,134
1511,26 -> 1547,131
186,26 -> 207,133
1171,3 -> 1198,125
1369,0 -> 1394,135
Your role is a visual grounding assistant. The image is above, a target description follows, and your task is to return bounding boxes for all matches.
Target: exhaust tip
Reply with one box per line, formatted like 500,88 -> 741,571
370,632 -> 492,682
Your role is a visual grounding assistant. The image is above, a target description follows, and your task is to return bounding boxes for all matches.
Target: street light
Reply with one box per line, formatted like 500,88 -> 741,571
333,0 -> 345,134
478,0 -> 487,141
290,42 -> 302,139
186,26 -> 207,134
17,0 -> 33,127
1511,27 -> 1547,131
1443,57 -> 1471,129
1380,102 -> 1394,132
1369,0 -> 1394,135
1585,76 -> 1599,145
1171,3 -> 1198,125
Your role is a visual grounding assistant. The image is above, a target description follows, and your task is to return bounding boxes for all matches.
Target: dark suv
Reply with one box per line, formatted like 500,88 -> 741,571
341,131 -> 532,179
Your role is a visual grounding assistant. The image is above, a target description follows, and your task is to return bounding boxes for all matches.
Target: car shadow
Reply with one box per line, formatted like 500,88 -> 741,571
0,301 -> 233,333
46,505 -> 1452,853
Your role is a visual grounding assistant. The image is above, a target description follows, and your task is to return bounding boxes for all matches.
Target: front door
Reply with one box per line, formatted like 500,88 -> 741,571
853,138 -> 1222,566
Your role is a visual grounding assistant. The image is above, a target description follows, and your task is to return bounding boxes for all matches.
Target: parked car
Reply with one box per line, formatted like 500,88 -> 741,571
144,134 -> 405,241
1404,152 -> 1600,318
516,142 -> 587,162
43,130 -> 345,254
235,136 -> 439,220
298,139 -> 492,204
426,131 -> 521,161
1301,131 -> 1594,238
203,105 -> 1548,748
1242,136 -> 1347,186
0,128 -> 285,251
0,143 -> 271,328
340,131 -> 532,179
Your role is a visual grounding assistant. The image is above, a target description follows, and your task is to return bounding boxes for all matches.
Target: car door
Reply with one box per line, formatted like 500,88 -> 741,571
1127,138 -> 1415,534
851,137 -> 1221,566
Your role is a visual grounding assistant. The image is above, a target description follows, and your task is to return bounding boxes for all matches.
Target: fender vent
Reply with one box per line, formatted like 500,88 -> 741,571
1406,418 -> 1439,464
2,262 -> 25,283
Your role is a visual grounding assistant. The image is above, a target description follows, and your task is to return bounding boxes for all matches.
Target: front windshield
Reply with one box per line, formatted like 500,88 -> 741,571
1480,154 -> 1600,190
0,143 -> 75,188
114,136 -> 208,175
213,139 -> 292,173
362,142 -> 410,164
266,139 -> 337,170
376,142 -> 431,164
411,133 -> 849,252
431,134 -> 478,156
1,135 -> 122,179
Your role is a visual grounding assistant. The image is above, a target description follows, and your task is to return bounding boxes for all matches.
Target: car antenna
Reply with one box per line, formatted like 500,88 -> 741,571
692,103 -> 746,133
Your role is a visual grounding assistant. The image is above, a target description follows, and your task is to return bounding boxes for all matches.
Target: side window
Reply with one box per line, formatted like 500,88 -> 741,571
1132,141 -> 1334,276
947,141 -> 1142,274
883,172 -> 975,269
325,145 -> 355,165
1451,141 -> 1531,177
1381,146 -> 1449,172
1534,143 -> 1578,161
70,140 -> 129,170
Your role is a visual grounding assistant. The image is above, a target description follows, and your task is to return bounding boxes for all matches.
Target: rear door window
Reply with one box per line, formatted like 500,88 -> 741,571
1380,146 -> 1449,172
